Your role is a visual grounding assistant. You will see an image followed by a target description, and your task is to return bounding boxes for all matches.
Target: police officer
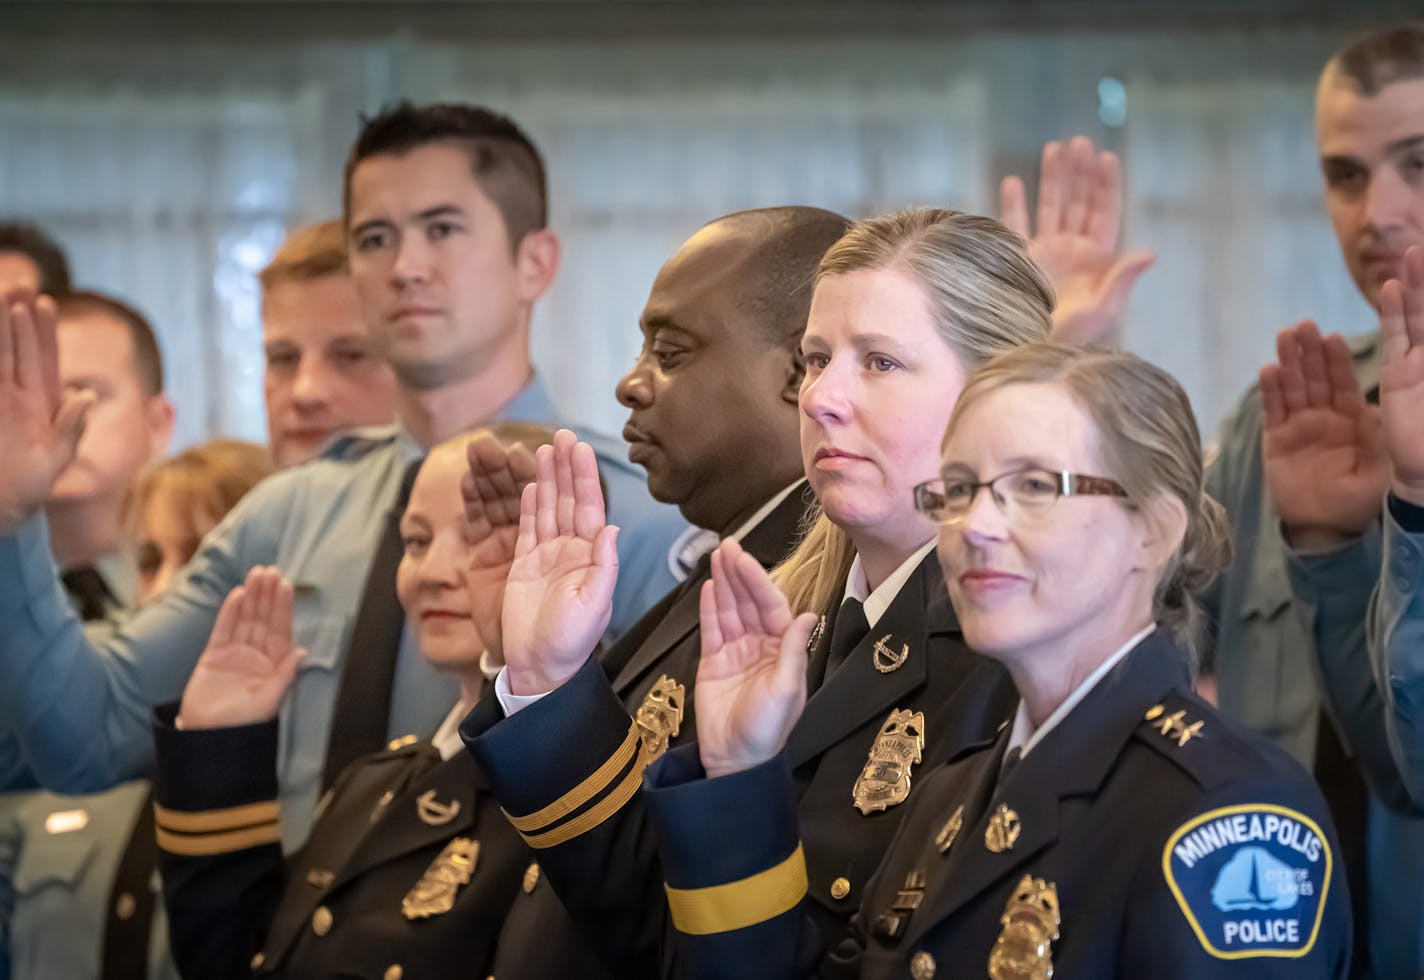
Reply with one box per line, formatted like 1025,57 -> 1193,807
464,209 -> 1070,978
154,424 -> 549,979
646,346 -> 1351,979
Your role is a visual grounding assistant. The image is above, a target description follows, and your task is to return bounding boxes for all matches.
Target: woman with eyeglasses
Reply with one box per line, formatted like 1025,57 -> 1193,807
645,345 -> 1351,979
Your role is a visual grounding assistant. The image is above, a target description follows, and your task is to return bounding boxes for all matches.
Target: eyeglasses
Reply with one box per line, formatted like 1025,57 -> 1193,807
912,469 -> 1128,525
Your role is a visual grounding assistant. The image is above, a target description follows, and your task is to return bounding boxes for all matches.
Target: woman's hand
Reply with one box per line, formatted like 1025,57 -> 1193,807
1380,244 -> 1424,508
178,566 -> 305,730
694,539 -> 816,778
462,433 -> 540,659
499,429 -> 619,695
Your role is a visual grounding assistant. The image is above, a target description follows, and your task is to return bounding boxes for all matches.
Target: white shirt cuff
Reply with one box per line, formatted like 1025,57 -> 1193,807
494,666 -> 553,716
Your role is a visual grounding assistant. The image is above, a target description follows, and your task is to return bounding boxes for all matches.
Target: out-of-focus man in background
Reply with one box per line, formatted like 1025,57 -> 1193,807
0,223 -> 71,297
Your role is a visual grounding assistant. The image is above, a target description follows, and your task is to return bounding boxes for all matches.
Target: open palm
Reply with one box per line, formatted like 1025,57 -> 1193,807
178,567 -> 304,730
1262,321 -> 1388,536
500,430 -> 619,695
695,540 -> 816,779
1000,136 -> 1154,344
464,434 -> 539,654
0,291 -> 93,532
1380,245 -> 1424,504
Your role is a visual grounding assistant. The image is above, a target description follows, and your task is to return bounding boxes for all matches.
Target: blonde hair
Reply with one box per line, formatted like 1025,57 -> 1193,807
775,209 -> 1055,615
947,344 -> 1232,658
258,219 -> 347,296
125,439 -> 275,544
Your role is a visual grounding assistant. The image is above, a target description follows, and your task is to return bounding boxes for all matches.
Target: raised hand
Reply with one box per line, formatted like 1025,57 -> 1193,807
500,429 -> 619,695
1261,321 -> 1388,546
0,290 -> 93,532
1000,135 -> 1155,344
695,539 -> 817,779
463,433 -> 540,657
177,567 -> 305,730
1380,244 -> 1424,508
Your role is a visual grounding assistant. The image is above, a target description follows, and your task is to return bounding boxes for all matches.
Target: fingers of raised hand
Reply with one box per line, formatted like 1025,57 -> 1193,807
737,550 -> 792,635
513,483 -> 538,560
999,175 -> 1030,238
1035,140 -> 1065,233
533,443 -> 559,542
1295,325 -> 1332,409
32,295 -> 59,404
553,429 -> 578,534
1260,364 -> 1287,429
699,579 -> 724,658
710,547 -> 748,645
9,298 -> 41,392
1322,334 -> 1364,416
209,584 -> 246,649
1275,322 -> 1312,413
722,544 -> 766,639
1086,148 -> 1124,250
1062,135 -> 1097,235
268,575 -> 295,660
571,439 -> 607,540
1405,245 -> 1424,347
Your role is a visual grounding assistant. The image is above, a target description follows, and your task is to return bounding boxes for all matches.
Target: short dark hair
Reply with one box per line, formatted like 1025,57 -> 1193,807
0,221 -> 72,296
55,290 -> 164,396
718,207 -> 852,347
343,102 -> 547,252
1327,22 -> 1424,96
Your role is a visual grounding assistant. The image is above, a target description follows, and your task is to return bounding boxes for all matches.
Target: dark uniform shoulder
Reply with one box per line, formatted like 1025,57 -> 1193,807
1132,690 -> 1309,794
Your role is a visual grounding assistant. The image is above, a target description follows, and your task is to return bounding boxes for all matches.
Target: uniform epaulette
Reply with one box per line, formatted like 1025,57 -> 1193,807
153,797 -> 281,857
1133,692 -> 1259,794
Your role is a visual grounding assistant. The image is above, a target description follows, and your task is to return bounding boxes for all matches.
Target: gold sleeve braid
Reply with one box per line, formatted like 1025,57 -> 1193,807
501,719 -> 653,849
153,799 -> 281,856
664,843 -> 809,936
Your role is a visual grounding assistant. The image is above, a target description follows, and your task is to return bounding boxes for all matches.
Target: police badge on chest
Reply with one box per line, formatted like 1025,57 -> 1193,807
852,709 -> 925,815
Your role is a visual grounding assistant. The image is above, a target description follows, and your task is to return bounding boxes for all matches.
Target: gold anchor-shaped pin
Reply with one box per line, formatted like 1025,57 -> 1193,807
872,634 -> 909,673
416,790 -> 462,827
984,804 -> 1021,853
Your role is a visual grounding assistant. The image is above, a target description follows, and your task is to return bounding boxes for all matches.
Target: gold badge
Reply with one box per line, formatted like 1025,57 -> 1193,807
987,875 -> 1060,980
416,790 -> 462,827
634,675 -> 686,761
935,804 -> 966,854
872,634 -> 909,673
985,804 -> 1021,853
402,837 -> 480,920
852,709 -> 925,815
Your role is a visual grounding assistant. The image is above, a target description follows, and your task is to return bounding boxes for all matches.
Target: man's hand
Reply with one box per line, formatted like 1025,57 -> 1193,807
0,290 -> 93,532
177,567 -> 305,731
463,434 -> 539,658
694,540 -> 816,779
1262,321 -> 1388,549
1000,135 -> 1155,344
1380,244 -> 1424,508
499,429 -> 619,695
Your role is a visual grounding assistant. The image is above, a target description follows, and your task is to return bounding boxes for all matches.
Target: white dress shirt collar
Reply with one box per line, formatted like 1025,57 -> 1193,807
843,539 -> 937,629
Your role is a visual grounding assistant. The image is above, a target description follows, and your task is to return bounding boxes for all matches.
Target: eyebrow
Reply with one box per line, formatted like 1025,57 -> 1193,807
1386,133 -> 1424,156
349,204 -> 467,239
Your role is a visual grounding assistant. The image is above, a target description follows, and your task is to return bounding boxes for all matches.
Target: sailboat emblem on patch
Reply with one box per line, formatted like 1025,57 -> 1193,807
1162,803 -> 1331,960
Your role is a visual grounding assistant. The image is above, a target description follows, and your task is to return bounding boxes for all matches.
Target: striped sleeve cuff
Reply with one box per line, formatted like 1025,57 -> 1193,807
463,657 -> 650,849
151,703 -> 281,856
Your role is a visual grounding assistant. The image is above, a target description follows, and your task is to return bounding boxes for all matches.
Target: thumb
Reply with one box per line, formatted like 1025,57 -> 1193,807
1093,250 -> 1155,320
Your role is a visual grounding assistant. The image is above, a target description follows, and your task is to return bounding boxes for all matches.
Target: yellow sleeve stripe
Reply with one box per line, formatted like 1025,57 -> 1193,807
156,820 -> 281,857
153,800 -> 280,834
665,843 -> 808,936
503,720 -> 642,834
517,742 -> 651,849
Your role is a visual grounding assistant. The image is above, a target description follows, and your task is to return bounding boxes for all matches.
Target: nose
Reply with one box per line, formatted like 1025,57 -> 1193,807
391,233 -> 432,288
960,483 -> 1010,547
1364,168 -> 1409,232
290,355 -> 331,412
418,531 -> 466,590
800,361 -> 850,426
616,355 -> 653,409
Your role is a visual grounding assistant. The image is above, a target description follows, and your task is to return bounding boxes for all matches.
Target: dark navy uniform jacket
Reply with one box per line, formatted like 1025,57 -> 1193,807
151,704 -> 527,979
463,538 -> 1016,980
643,631 -> 1353,980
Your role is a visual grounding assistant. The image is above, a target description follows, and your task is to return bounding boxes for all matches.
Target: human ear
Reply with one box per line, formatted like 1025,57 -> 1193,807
1137,492 -> 1188,573
145,395 -> 176,456
781,346 -> 805,406
515,230 -> 561,304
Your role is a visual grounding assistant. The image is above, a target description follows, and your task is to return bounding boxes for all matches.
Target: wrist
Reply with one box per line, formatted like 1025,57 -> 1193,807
505,663 -> 580,698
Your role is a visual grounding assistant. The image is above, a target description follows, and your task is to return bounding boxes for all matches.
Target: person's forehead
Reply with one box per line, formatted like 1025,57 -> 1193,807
1317,76 -> 1424,154
348,142 -> 495,220
57,310 -> 139,378
946,383 -> 1098,465
407,444 -> 471,513
646,224 -> 757,316
262,275 -> 364,343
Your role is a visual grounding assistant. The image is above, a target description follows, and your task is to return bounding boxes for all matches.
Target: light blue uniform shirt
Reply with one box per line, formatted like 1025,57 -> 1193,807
0,376 -> 687,851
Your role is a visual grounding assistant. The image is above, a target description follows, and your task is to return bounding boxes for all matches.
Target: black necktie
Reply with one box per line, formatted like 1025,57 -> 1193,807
322,459 -> 423,789
997,745 -> 1022,794
61,566 -> 116,622
823,598 -> 869,681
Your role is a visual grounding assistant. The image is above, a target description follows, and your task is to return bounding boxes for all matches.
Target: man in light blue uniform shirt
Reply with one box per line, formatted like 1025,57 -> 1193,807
0,102 -> 686,854
1206,24 -> 1424,977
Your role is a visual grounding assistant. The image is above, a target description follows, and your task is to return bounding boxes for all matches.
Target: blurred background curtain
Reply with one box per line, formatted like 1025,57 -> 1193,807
0,15 -> 1394,446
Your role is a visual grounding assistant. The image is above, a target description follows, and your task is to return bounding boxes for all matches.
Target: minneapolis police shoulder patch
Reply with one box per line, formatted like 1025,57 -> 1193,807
1162,803 -> 1331,959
